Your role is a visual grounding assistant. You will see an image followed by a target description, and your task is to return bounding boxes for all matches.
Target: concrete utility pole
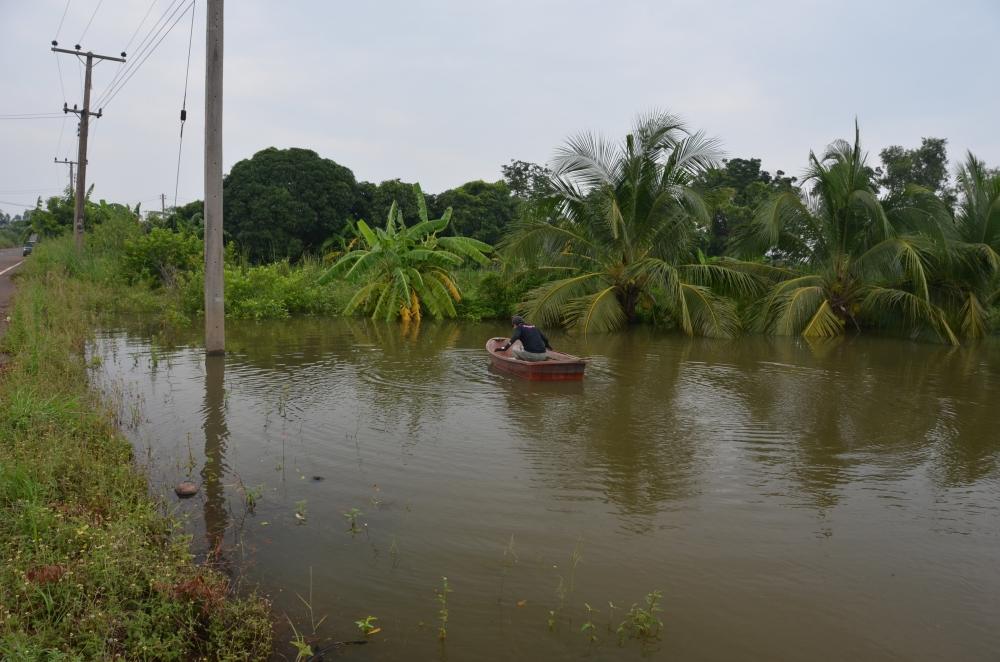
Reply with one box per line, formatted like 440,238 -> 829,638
161,193 -> 167,214
52,45 -> 125,251
54,158 -> 79,193
204,0 -> 225,355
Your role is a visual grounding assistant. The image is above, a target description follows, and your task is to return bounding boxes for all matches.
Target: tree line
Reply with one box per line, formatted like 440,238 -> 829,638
18,111 -> 1000,342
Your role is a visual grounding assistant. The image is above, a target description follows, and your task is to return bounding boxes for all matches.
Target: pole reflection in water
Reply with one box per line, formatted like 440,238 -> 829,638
202,354 -> 229,563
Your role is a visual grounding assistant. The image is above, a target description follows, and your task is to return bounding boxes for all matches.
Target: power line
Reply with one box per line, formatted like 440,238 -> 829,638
94,0 -> 187,107
0,114 -> 66,120
97,0 -> 192,109
98,0 -> 195,111
78,0 -> 104,44
54,0 -> 72,41
54,51 -> 68,102
55,115 -> 69,157
124,0 -> 161,54
174,0 -> 197,208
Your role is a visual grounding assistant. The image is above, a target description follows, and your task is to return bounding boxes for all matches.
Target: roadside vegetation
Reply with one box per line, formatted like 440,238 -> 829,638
0,226 -> 271,658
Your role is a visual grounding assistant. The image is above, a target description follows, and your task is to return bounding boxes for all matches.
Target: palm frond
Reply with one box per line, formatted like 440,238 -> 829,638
521,272 -> 606,327
563,286 -> 626,333
679,283 -> 740,338
677,261 -> 765,298
861,286 -> 958,345
767,284 -> 831,336
801,300 -> 843,338
957,292 -> 989,340
855,236 -> 931,300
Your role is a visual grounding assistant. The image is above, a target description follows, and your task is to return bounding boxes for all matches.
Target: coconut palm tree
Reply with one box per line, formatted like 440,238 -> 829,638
738,124 -> 958,343
319,184 -> 492,322
932,153 -> 1000,339
501,110 -> 766,336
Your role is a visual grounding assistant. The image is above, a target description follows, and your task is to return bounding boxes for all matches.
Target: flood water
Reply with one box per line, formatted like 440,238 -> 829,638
89,319 -> 1000,661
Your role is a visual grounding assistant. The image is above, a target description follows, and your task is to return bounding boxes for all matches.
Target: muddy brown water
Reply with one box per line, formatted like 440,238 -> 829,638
89,319 -> 1000,661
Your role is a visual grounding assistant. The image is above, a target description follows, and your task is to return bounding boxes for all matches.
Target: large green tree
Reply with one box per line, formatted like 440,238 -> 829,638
740,125 -> 957,342
223,147 -> 361,262
503,111 -> 766,336
695,157 -> 798,256
432,180 -> 518,245
356,178 -> 428,228
879,137 -> 955,207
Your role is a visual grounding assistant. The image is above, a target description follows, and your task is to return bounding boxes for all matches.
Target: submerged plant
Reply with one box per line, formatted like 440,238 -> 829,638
286,617 -> 313,662
436,576 -> 452,640
344,507 -> 363,533
294,500 -> 307,524
243,484 -> 263,513
581,602 -> 599,643
616,591 -> 664,644
355,615 -> 380,637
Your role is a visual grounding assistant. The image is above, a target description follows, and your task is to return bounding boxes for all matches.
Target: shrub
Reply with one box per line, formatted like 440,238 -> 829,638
122,229 -> 203,287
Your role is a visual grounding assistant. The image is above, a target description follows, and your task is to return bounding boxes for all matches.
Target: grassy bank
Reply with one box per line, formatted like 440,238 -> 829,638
0,246 -> 272,657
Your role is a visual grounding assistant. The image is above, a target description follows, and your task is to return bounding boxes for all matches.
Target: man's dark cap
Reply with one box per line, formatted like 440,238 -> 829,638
511,315 -> 525,326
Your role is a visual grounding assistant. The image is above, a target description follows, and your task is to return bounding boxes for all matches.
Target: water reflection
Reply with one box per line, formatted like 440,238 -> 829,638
202,354 -> 229,562
504,332 -> 702,528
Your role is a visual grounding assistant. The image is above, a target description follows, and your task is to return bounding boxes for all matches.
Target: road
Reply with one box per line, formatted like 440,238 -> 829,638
0,247 -> 25,340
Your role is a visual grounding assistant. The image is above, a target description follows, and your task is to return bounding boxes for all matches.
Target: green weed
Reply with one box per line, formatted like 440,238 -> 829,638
616,591 -> 664,644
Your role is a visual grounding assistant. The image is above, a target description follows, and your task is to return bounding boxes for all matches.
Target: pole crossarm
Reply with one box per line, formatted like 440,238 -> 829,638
63,104 -> 103,119
50,47 -> 126,63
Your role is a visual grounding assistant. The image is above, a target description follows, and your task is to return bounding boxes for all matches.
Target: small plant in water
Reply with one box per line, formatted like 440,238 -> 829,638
295,500 -> 307,524
547,609 -> 557,632
244,485 -> 262,512
581,602 -> 599,643
616,590 -> 663,644
344,507 -> 363,533
435,576 -> 452,640
355,615 -> 381,637
285,616 -> 313,662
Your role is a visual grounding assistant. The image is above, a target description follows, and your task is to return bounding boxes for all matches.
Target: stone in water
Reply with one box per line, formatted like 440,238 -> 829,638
175,481 -> 199,498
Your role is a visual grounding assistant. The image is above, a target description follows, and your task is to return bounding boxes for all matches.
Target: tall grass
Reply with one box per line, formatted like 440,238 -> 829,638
0,237 -> 272,658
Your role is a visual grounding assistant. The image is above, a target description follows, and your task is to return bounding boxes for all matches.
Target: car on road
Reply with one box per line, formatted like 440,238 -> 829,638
22,241 -> 34,256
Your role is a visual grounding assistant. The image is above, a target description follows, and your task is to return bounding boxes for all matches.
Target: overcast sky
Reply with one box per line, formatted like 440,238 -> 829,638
2,0 -> 998,217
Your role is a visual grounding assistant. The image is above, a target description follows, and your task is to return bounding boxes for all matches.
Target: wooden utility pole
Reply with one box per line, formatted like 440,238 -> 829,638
52,45 -> 125,251
161,193 -> 167,214
204,0 -> 225,355
54,158 -> 78,193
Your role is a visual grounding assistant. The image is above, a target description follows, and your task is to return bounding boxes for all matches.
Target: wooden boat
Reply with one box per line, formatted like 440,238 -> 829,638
485,337 -> 587,381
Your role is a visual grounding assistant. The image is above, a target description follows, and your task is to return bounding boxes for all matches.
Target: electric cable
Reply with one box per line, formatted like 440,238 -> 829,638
173,0 -> 197,208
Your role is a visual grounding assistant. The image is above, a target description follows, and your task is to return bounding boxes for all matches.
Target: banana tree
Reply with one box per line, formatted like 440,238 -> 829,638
319,184 -> 492,322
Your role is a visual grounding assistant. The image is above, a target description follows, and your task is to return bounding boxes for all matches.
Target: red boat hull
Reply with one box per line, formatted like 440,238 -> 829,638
485,338 -> 586,381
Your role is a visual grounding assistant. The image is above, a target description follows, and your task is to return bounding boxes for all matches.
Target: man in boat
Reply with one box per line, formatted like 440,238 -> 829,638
495,315 -> 552,361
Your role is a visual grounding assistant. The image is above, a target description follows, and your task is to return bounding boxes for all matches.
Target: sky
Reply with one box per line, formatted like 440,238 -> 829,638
1,0 -> 998,218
